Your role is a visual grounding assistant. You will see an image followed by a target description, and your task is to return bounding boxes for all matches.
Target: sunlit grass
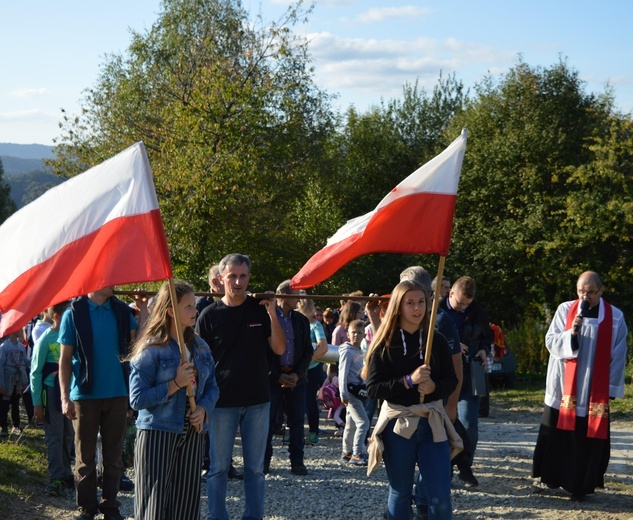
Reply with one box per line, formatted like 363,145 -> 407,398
0,418 -> 47,513
491,376 -> 633,420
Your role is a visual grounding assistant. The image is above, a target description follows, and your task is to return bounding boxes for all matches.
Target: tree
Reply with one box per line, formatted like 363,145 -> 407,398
0,159 -> 17,225
303,74 -> 467,295
50,0 -> 336,289
557,116 -> 633,315
446,58 -> 630,323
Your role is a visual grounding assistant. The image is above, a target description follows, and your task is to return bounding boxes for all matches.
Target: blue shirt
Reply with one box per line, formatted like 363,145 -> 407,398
59,299 -> 137,401
276,306 -> 295,367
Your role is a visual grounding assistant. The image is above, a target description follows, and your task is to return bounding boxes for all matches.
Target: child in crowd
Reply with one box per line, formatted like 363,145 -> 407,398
129,280 -> 219,520
338,319 -> 370,465
30,301 -> 75,496
31,311 -> 54,344
0,332 -> 29,437
331,301 -> 362,345
319,364 -> 345,437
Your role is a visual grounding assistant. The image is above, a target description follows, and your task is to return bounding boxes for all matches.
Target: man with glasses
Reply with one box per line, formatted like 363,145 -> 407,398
438,276 -> 491,488
532,271 -> 628,501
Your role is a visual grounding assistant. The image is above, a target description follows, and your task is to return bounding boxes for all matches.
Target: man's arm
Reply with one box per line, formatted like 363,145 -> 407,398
445,353 -> 463,422
59,343 -> 76,420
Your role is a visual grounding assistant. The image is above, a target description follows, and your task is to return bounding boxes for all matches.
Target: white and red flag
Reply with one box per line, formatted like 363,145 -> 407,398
291,129 -> 468,289
0,142 -> 172,336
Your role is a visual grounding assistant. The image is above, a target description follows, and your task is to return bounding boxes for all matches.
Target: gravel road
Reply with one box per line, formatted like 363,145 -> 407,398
13,401 -> 633,519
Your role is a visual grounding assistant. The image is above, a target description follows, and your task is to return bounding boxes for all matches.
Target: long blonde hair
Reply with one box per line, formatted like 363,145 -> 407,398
361,280 -> 430,379
297,298 -> 316,322
129,280 -> 196,359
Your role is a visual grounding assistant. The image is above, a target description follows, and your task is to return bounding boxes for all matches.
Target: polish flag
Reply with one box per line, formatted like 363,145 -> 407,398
0,142 -> 172,336
291,129 -> 468,289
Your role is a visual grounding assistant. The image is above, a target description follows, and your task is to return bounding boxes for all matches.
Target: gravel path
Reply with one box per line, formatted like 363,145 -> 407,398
12,401 -> 633,519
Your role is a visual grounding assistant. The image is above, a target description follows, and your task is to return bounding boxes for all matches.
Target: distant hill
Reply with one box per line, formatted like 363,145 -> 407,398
0,142 -> 60,209
1,155 -> 49,176
7,170 -> 65,209
0,143 -> 54,160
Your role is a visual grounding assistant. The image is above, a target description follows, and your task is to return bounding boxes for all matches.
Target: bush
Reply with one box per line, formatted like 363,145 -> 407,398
504,316 -> 549,376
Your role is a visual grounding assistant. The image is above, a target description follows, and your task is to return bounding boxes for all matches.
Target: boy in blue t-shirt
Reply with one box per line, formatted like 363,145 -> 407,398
30,301 -> 74,496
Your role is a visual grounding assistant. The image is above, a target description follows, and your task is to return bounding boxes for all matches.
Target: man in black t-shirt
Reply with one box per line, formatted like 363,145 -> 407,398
196,254 -> 285,520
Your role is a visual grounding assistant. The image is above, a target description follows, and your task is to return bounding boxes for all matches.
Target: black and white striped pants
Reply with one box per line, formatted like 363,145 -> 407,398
134,424 -> 205,520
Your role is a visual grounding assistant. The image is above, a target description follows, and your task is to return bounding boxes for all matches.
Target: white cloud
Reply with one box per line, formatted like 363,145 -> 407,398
306,32 -> 516,107
355,5 -> 433,24
0,108 -> 58,122
9,87 -> 51,98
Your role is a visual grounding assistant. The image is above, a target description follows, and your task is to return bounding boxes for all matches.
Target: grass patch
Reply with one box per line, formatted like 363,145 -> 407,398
490,378 -> 546,412
490,375 -> 633,421
0,424 -> 48,514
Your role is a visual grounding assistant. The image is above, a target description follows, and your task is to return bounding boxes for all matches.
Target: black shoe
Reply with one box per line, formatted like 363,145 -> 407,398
120,473 -> 134,491
228,464 -> 244,480
291,462 -> 308,476
570,493 -> 586,502
458,467 -> 479,487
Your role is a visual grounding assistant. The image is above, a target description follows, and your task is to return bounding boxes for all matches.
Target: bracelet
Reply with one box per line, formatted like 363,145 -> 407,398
173,379 -> 182,389
406,374 -> 414,388
402,376 -> 410,389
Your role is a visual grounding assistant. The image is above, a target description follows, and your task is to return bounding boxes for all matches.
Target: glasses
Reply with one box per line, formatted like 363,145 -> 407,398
451,295 -> 471,309
577,287 -> 602,297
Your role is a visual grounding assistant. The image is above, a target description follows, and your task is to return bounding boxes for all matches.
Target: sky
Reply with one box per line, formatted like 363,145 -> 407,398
2,0 -> 632,146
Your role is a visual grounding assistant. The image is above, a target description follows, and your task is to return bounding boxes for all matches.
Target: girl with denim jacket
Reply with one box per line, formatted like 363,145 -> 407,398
129,280 -> 219,520
364,280 -> 457,520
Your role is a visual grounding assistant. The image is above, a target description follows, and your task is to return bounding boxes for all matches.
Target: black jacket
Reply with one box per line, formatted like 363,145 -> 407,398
268,308 -> 313,385
438,296 -> 491,389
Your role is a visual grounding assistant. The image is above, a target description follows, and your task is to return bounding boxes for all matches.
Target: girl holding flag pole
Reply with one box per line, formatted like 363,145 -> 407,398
363,280 -> 460,520
129,280 -> 219,520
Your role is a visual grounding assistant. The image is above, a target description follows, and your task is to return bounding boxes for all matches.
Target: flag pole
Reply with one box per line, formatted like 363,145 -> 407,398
167,277 -> 199,431
424,256 -> 446,365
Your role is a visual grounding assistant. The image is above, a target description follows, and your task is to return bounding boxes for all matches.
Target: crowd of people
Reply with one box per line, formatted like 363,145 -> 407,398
0,254 -> 628,520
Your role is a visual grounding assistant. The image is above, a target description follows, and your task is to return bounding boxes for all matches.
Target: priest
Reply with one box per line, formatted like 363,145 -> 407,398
532,271 -> 628,500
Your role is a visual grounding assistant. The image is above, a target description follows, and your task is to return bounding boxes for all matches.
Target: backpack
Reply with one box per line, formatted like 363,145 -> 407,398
321,382 -> 342,410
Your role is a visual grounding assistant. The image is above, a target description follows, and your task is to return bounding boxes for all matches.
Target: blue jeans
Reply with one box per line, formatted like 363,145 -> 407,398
342,394 -> 369,456
382,417 -> 452,520
457,389 -> 480,465
265,382 -> 306,468
207,403 -> 270,520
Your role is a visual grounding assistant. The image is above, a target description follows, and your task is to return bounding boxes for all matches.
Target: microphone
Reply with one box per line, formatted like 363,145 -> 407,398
572,300 -> 591,334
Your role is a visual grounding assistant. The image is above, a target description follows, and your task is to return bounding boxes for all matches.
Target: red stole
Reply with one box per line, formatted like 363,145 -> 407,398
558,299 -> 612,439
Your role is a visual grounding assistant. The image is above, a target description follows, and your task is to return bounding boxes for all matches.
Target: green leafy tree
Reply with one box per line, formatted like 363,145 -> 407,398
50,0 -> 336,290
0,159 -> 17,224
557,116 -> 633,315
447,58 -> 630,323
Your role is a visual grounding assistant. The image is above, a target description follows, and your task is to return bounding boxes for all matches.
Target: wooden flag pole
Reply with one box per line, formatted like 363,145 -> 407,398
419,256 -> 446,404
167,278 -> 199,431
424,255 -> 446,365
116,290 -> 386,302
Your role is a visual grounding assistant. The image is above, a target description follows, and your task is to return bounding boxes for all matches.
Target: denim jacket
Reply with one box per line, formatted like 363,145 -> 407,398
129,336 -> 219,433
